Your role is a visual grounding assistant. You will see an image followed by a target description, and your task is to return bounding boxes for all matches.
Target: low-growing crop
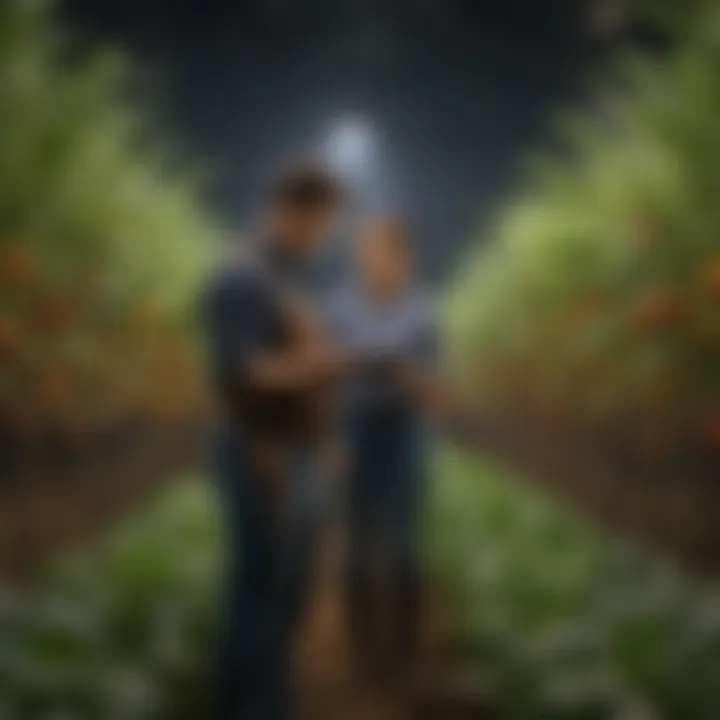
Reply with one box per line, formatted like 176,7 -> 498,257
428,451 -> 720,719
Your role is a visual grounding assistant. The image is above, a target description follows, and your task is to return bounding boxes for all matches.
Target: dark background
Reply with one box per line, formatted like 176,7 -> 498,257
61,0 -> 607,280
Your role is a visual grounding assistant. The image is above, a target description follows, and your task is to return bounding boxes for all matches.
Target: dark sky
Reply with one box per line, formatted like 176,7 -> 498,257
62,0 -> 603,279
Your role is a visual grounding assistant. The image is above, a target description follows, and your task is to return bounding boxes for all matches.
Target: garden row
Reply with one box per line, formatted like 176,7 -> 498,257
0,0 -> 216,483
446,0 -> 720,560
0,420 -> 204,583
429,451 -> 720,719
4,453 -> 720,719
0,480 -> 219,719
453,410 -> 720,572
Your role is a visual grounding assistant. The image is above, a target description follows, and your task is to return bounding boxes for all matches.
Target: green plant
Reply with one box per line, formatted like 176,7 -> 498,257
0,480 -> 220,718
429,450 -> 720,718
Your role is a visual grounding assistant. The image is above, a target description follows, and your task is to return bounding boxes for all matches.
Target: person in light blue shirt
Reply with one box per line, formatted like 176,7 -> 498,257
326,217 -> 441,680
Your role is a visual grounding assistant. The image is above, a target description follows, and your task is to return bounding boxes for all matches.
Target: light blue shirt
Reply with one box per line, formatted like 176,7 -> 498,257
324,284 -> 439,414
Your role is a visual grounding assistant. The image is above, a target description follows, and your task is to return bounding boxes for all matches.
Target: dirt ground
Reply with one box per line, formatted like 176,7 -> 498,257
295,534 -> 475,720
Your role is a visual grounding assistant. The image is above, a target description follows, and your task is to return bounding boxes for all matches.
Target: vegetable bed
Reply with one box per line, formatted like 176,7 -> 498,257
0,0 -> 215,484
447,0 -> 720,470
0,480 -> 220,719
429,450 -> 720,719
444,0 -> 720,564
4,460 -> 719,718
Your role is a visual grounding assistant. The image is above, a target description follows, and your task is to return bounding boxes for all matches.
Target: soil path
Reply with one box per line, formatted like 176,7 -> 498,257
295,532 -> 455,720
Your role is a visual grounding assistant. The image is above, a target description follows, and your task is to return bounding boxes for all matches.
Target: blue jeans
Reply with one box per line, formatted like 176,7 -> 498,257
213,431 -> 322,720
345,408 -> 426,664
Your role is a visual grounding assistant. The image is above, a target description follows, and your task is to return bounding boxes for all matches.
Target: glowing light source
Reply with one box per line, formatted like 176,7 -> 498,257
326,117 -> 374,174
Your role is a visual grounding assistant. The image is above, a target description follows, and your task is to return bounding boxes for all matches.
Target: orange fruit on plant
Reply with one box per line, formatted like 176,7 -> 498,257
34,367 -> 71,405
699,255 -> 720,300
7,406 -> 35,439
703,411 -> 720,455
0,316 -> 22,364
30,294 -> 76,332
632,288 -> 683,333
131,299 -> 161,330
689,308 -> 720,349
82,277 -> 107,308
0,243 -> 37,286
631,210 -> 665,250
0,404 -> 35,443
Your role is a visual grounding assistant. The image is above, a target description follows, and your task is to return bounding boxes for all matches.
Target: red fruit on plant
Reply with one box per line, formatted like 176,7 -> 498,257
0,316 -> 21,363
1,406 -> 34,440
0,243 -> 36,286
704,412 -> 720,455
131,300 -> 161,331
700,255 -> 720,300
690,309 -> 720,349
74,272 -> 106,305
631,210 -> 664,249
31,295 -> 75,332
632,289 -> 683,333
35,367 -> 70,404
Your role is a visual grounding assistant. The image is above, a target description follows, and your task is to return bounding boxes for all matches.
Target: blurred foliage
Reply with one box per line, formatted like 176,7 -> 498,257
4,462 -> 719,718
0,0 -> 218,450
0,480 -> 219,719
627,0 -> 720,37
428,450 -> 720,719
447,0 -> 720,451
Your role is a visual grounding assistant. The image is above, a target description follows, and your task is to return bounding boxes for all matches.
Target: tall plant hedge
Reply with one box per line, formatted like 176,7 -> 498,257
0,0 -> 218,452
448,0 -> 720,454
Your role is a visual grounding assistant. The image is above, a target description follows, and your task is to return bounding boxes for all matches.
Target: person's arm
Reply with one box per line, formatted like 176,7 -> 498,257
246,343 -> 345,393
205,271 -> 346,398
398,298 -> 461,423
253,294 -> 351,392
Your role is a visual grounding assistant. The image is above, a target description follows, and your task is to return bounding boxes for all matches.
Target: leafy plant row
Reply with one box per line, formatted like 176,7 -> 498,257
0,0 -> 217,475
429,451 -> 720,719
0,480 -> 219,718
447,0 -> 720,461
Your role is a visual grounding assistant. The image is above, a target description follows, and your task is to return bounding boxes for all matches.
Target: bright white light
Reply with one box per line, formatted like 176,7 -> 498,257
326,118 -> 374,174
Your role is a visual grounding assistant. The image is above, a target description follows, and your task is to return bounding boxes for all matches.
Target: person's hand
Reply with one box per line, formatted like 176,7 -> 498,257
397,360 -> 465,425
356,350 -> 404,381
307,344 -> 354,384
